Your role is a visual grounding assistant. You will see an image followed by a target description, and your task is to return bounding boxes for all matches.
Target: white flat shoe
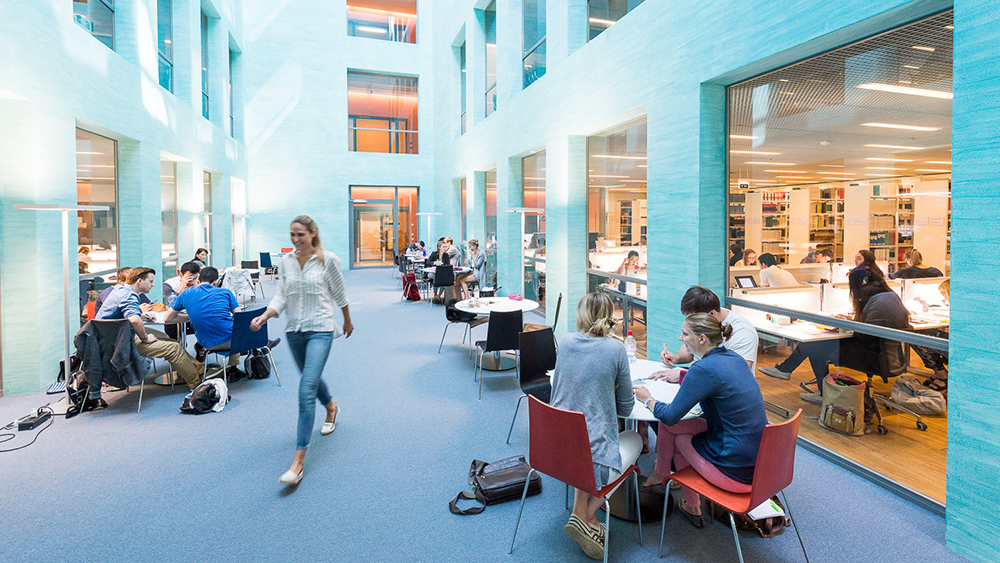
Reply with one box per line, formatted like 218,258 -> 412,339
279,469 -> 303,485
321,405 -> 340,436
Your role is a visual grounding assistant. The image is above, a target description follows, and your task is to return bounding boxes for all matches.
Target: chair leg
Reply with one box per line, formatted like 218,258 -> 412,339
266,352 -> 281,386
508,468 -> 537,554
633,472 -> 643,546
138,379 -> 144,414
565,483 -> 570,511
506,394 -> 526,444
728,512 -> 745,563
479,362 -> 484,400
659,479 -> 671,558
602,498 -> 612,563
779,490 -> 810,563
438,323 -> 451,354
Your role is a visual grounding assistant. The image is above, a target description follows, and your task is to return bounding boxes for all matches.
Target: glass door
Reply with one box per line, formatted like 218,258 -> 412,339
350,200 -> 396,268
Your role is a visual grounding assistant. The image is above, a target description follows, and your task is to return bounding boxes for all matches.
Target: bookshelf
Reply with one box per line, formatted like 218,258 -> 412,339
808,185 -> 844,261
747,190 -> 790,264
619,199 -> 647,245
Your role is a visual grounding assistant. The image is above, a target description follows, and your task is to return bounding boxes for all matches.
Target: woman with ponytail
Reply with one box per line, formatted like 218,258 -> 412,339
635,313 -> 767,528
251,215 -> 353,486
549,293 -> 639,559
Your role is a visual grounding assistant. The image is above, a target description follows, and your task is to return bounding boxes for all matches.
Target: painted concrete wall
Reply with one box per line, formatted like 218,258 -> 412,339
0,0 -> 246,394
433,0 -> 996,559
242,0 -> 436,264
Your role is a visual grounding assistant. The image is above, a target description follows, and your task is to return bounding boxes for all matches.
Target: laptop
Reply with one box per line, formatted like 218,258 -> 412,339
734,275 -> 758,289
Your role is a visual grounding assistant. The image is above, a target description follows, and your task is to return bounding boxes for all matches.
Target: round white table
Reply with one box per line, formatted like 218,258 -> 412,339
626,359 -> 701,422
456,297 -> 539,370
422,266 -> 471,275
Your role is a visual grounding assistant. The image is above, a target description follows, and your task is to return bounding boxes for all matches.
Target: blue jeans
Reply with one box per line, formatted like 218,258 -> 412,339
286,331 -> 334,449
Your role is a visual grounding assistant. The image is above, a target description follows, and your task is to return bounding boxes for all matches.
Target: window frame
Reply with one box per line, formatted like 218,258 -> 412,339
157,0 -> 173,91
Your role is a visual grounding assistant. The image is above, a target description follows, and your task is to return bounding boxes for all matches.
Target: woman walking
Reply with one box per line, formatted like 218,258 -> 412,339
250,215 -> 353,486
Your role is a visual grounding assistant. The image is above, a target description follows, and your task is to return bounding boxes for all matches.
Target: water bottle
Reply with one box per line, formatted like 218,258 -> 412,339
625,331 -> 637,363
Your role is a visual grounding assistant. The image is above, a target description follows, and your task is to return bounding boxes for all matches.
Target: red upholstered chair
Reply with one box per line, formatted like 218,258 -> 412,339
86,301 -> 97,321
658,409 -> 809,563
509,396 -> 643,563
280,247 -> 292,253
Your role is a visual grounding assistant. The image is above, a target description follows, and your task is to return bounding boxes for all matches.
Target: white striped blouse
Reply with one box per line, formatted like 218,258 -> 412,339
269,249 -> 350,334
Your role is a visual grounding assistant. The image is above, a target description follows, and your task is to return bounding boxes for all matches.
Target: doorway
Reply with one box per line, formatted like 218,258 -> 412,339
349,186 -> 419,269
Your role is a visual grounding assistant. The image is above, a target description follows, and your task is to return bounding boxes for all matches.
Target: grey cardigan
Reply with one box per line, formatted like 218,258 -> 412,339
550,332 -> 634,472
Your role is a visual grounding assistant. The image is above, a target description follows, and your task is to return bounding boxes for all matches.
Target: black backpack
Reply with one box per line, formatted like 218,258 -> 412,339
244,348 -> 272,380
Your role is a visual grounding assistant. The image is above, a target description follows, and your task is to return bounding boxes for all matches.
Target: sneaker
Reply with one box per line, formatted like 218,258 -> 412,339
759,366 -> 792,380
564,515 -> 605,560
800,391 -> 823,404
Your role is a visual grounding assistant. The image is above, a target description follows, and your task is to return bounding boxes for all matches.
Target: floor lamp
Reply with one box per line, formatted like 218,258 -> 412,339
14,204 -> 110,383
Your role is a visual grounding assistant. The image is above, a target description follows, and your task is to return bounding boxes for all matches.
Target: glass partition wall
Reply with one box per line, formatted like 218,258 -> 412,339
348,71 -> 419,154
485,170 -> 498,288
349,186 -> 418,268
347,0 -> 417,43
161,161 -> 178,274
725,11 -> 952,504
587,118 -> 647,354
522,152 -> 546,311
76,129 -> 118,274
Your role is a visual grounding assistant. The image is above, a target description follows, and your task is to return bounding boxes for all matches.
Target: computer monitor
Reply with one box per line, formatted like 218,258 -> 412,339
734,275 -> 758,289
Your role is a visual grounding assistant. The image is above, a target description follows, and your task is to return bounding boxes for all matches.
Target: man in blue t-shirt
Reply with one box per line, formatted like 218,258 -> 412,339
166,267 -> 279,371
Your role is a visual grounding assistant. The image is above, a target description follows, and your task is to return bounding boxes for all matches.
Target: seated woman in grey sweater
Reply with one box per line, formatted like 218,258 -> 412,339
550,293 -> 639,560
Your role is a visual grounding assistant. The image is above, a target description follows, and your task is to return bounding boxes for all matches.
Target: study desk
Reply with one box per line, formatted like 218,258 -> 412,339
598,285 -> 647,337
455,297 -> 539,370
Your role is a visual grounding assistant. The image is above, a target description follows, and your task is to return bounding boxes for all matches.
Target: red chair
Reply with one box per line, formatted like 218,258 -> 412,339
280,247 -> 292,253
86,301 -> 97,321
509,396 -> 643,563
658,409 -> 809,562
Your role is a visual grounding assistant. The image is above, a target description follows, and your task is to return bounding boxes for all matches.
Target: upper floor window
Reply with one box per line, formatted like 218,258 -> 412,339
523,0 -> 546,88
73,0 -> 114,50
201,11 -> 210,119
157,0 -> 173,91
460,42 -> 467,134
588,0 -> 644,40
485,1 -> 497,116
348,1 -> 416,43
348,71 -> 419,154
76,129 -> 119,273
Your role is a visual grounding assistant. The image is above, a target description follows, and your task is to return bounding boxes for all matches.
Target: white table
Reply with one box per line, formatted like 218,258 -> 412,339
143,311 -> 188,385
456,297 -> 539,370
747,317 -> 853,343
422,266 -> 471,275
625,359 -> 701,422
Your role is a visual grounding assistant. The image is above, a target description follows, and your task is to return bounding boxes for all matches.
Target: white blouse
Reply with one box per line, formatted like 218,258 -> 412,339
269,249 -> 350,334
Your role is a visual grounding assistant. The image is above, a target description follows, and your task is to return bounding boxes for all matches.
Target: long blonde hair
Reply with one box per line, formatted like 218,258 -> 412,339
576,293 -> 616,337
292,215 -> 325,264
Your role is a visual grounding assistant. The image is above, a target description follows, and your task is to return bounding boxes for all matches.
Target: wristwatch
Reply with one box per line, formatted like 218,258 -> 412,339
643,397 -> 655,410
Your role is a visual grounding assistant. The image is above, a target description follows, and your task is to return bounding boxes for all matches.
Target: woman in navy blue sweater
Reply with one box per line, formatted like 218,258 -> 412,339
634,313 -> 767,527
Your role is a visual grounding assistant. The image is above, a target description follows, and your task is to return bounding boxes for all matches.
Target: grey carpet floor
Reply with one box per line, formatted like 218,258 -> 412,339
0,269 -> 966,562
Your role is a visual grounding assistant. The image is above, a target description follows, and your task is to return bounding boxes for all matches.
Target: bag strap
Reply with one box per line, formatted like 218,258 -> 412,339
449,489 -> 487,515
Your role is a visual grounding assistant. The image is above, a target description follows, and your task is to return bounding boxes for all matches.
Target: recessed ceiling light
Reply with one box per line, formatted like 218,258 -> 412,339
821,172 -> 855,175
76,151 -> 102,155
911,45 -> 936,52
729,135 -> 757,140
866,158 -> 913,162
865,144 -> 924,150
866,167 -> 902,170
820,164 -> 844,168
588,17 -> 615,26
622,180 -> 646,183
944,25 -> 954,30
590,155 -> 647,160
822,177 -> 853,180
776,176 -> 811,179
861,122 -> 941,132
79,164 -> 116,167
916,169 -> 950,173
589,175 -> 630,178
903,65 -> 920,69
764,169 -> 807,173
925,161 -> 952,164
744,161 -> 796,165
731,150 -> 780,155
857,83 -> 952,99
636,165 -> 647,168
777,79 -> 789,82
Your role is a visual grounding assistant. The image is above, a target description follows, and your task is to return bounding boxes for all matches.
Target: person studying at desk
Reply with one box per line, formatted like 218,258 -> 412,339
660,286 -> 758,368
757,252 -> 798,287
635,314 -> 767,528
96,267 -> 203,392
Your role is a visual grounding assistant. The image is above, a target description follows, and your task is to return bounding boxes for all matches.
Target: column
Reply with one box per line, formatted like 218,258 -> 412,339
497,156 -> 524,296
543,135 -> 587,334
117,140 -> 164,301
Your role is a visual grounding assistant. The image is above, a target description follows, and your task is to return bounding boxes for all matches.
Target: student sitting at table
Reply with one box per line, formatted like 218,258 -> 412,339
443,237 -> 462,269
734,248 -> 757,267
163,261 -> 201,307
759,267 -> 912,403
852,249 -> 886,281
455,239 -> 483,299
94,267 -> 154,316
800,248 -> 834,264
550,293 -> 639,559
165,267 -> 279,375
660,286 -> 758,368
96,267 -> 203,391
729,244 -> 743,267
889,249 -> 944,279
635,313 -> 767,528
757,252 -> 798,287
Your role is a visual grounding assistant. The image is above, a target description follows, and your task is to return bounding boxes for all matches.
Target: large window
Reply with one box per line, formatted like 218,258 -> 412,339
76,129 -> 118,273
588,0 -> 644,40
485,169 -> 498,288
523,0 -> 546,88
522,152 -> 546,311
228,49 -> 235,136
161,161 -> 178,274
460,177 -> 468,245
348,186 -> 418,267
201,11 -> 210,119
348,71 -> 419,154
725,11 -> 952,504
73,0 -> 114,50
460,42 -> 467,134
157,0 -> 172,91
347,0 -> 416,43
587,118 -> 647,353
484,1 -> 497,117
201,171 -> 213,264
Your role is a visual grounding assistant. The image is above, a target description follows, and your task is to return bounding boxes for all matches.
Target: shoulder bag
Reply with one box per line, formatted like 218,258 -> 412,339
449,456 -> 542,515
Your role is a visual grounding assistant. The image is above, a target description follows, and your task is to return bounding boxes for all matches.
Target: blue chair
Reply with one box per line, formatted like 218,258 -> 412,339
203,310 -> 281,386
259,252 -> 276,282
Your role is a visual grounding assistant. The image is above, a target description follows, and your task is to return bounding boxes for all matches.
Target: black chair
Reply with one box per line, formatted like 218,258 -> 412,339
242,260 -> 264,299
430,264 -> 455,308
507,327 -> 556,443
439,296 -> 488,358
524,292 -> 562,333
475,309 -> 523,399
851,338 -> 926,434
